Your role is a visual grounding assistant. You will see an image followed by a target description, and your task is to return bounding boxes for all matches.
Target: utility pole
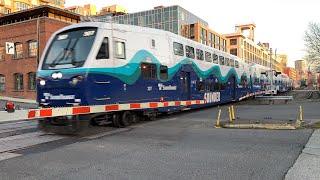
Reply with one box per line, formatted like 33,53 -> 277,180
36,16 -> 40,66
269,48 -> 273,93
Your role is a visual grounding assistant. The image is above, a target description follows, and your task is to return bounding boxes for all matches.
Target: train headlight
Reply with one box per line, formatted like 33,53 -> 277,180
70,76 -> 83,85
39,80 -> 46,86
52,72 -> 63,79
37,78 -> 46,86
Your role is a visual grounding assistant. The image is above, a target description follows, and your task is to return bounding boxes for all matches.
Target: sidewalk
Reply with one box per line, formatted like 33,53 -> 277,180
0,110 -> 33,124
285,129 -> 320,179
0,96 -> 36,104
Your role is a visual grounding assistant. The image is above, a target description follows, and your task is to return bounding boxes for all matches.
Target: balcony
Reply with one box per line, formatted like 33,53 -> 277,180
0,0 -> 4,6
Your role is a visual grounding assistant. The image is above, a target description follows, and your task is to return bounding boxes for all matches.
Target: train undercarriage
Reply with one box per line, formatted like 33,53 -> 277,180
38,110 -> 158,135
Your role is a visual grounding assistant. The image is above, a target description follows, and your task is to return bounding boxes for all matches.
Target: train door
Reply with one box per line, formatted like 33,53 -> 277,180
180,71 -> 191,100
230,75 -> 236,100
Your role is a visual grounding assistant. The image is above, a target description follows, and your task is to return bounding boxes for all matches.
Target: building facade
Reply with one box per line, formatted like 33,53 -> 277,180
0,0 -> 64,16
295,60 -> 306,80
65,4 -> 97,16
0,5 -> 80,99
99,4 -> 127,16
95,5 -> 208,37
187,23 -> 227,52
224,24 -> 283,71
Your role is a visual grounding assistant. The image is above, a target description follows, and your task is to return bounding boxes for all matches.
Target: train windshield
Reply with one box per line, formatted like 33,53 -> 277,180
42,27 -> 97,70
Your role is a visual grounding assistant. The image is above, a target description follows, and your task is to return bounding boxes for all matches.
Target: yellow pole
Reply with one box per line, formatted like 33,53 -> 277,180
228,107 -> 232,123
300,105 -> 303,121
215,109 -> 221,128
231,105 -> 235,120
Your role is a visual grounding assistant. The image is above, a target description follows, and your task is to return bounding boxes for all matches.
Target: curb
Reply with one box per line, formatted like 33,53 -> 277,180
222,124 -> 297,130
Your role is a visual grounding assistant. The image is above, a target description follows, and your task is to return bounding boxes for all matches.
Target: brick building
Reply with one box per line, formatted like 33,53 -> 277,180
0,5 -> 80,99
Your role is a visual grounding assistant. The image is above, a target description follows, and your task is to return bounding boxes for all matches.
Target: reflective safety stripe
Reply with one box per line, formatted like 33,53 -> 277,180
26,95 -> 259,119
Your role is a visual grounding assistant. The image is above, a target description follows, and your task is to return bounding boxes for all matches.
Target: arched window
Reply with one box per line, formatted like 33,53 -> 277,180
28,72 -> 36,90
0,74 -> 5,92
14,73 -> 23,91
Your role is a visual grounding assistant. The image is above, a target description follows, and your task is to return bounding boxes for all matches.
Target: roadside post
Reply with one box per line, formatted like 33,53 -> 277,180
215,109 -> 221,128
228,107 -> 233,123
231,105 -> 235,120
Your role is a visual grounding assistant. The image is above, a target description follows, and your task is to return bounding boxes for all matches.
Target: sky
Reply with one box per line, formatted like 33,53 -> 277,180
65,0 -> 320,67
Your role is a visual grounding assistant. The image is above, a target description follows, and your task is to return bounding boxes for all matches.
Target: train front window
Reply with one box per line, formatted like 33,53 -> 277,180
42,27 -> 97,69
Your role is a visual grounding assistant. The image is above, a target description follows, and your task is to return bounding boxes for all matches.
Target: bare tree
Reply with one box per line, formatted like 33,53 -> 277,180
304,22 -> 320,72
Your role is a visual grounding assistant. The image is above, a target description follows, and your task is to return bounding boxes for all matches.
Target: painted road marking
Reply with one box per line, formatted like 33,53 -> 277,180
0,152 -> 22,162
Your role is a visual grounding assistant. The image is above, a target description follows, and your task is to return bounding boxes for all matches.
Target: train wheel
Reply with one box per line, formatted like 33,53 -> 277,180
120,111 -> 133,127
112,113 -> 122,128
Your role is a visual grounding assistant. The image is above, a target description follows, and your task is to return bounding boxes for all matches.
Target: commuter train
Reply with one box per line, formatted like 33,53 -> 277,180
35,22 -> 291,133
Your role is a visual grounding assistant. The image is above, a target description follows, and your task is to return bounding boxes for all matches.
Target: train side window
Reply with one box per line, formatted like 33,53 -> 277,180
235,60 -> 239,68
230,59 -> 235,67
205,80 -> 212,91
151,39 -> 156,49
114,41 -> 126,59
214,82 -> 220,91
220,83 -> 226,90
96,37 -> 109,59
196,49 -> 204,60
205,51 -> 212,62
241,75 -> 247,85
197,81 -> 205,91
141,63 -> 157,79
219,56 -> 225,65
225,58 -> 230,66
185,45 -> 195,59
212,54 -> 218,64
173,42 -> 184,56
160,65 -> 168,80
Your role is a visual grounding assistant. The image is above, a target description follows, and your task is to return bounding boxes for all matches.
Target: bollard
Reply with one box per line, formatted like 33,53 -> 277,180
228,107 -> 233,123
300,105 -> 303,121
231,105 -> 235,120
215,109 -> 221,128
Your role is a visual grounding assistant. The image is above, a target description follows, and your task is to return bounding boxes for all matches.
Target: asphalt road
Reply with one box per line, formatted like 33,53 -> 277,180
0,104 -> 313,180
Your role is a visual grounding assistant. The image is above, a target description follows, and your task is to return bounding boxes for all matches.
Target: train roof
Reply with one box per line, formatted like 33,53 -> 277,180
55,22 -> 247,65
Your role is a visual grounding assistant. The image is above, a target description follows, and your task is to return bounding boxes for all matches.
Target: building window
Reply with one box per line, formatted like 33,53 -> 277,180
196,49 -> 204,60
230,48 -> 238,56
173,42 -> 184,56
28,72 -> 36,90
0,46 -> 4,60
14,73 -> 24,91
28,41 -> 37,57
15,2 -> 29,10
141,63 -> 156,79
230,39 -> 237,45
185,45 -> 195,59
13,43 -> 23,59
114,41 -> 126,59
0,75 -> 5,92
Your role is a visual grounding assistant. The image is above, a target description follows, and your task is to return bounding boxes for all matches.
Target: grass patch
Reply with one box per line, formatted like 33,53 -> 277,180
304,121 -> 320,129
312,121 -> 320,129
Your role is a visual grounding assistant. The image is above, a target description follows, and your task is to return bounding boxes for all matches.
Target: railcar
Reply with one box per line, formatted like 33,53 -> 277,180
35,22 -> 289,133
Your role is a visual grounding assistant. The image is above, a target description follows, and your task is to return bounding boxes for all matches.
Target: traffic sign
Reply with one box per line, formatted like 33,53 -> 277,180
5,42 -> 14,55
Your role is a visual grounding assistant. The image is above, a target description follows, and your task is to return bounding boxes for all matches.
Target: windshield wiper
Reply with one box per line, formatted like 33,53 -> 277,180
49,39 -> 73,68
